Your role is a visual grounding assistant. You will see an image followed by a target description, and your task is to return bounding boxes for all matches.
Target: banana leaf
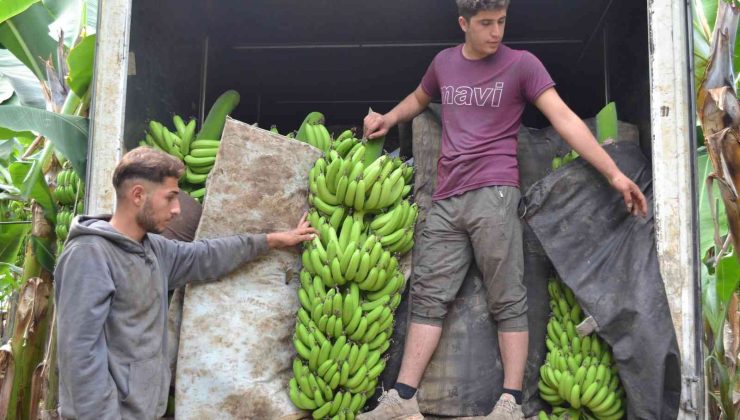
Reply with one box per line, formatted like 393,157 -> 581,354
703,265 -> 722,339
46,0 -> 96,46
0,127 -> 33,140
0,0 -> 40,26
698,147 -> 729,256
0,105 -> 87,177
8,159 -> 55,222
0,139 -> 23,161
65,34 -> 94,97
694,0 -> 740,90
0,221 -> 30,291
0,3 -> 57,81
595,102 -> 617,143
84,0 -> 97,34
717,252 -> 740,304
0,222 -> 30,265
30,235 -> 54,272
0,76 -> 12,103
0,50 -> 45,108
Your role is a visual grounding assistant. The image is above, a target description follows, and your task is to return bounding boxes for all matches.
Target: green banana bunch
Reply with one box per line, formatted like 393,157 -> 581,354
182,137 -> 221,201
296,112 -> 332,152
139,115 -> 199,162
55,207 -> 75,242
54,168 -> 84,206
3,200 -> 28,221
290,121 -> 418,417
141,118 -> 186,161
308,144 -> 414,217
538,277 -> 625,419
139,115 -> 221,203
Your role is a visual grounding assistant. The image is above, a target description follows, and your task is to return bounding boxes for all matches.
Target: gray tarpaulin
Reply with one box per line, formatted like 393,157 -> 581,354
523,141 -> 681,419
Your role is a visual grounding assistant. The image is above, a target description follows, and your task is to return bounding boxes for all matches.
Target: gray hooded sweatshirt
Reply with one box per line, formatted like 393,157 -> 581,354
55,215 -> 269,420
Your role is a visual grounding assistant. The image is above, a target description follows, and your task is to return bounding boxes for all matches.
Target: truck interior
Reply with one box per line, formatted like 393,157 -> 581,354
124,0 -> 651,157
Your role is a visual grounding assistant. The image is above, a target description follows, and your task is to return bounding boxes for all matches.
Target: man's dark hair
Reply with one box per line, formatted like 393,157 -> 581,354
457,0 -> 510,20
112,147 -> 185,197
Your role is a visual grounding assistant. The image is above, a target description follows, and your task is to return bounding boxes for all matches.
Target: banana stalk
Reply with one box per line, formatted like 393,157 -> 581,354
697,1 -> 740,261
363,108 -> 386,167
0,203 -> 55,420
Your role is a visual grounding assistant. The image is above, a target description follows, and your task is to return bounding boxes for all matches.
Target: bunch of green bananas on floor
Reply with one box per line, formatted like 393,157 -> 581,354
537,278 -> 625,420
295,111 -> 332,152
140,115 -> 197,162
290,142 -> 417,419
551,150 -> 579,171
54,168 -> 83,206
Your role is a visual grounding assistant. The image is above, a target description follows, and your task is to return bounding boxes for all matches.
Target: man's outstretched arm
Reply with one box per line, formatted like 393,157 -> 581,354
534,87 -> 648,216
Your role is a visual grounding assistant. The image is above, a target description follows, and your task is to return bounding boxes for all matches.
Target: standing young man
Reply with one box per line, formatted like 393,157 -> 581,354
357,1 -> 647,419
55,147 -> 316,420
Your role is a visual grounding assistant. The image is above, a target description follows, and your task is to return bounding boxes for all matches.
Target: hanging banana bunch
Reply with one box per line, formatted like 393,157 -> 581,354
537,277 -> 625,420
54,167 -> 85,252
289,127 -> 416,419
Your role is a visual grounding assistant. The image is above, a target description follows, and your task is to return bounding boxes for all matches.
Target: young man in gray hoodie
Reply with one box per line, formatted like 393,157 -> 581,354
55,147 -> 316,420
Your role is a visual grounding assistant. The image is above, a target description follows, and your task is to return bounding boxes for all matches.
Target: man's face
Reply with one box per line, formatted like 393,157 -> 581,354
459,8 -> 507,57
135,177 -> 181,234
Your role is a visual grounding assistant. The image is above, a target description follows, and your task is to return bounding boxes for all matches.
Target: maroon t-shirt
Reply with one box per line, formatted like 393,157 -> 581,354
420,44 -> 555,201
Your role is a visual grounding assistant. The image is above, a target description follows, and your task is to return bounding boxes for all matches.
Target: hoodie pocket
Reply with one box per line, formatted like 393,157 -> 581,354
122,356 -> 161,417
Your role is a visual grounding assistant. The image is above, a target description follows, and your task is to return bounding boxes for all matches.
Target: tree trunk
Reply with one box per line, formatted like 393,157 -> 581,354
39,305 -> 58,420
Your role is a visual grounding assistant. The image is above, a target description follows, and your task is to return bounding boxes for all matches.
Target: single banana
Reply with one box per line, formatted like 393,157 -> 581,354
312,400 -> 333,419
345,365 -> 367,390
353,179 -> 366,211
367,331 -> 387,350
345,306 -> 362,335
348,317 -> 368,341
317,173 -> 341,205
190,139 -> 220,150
344,180 -> 357,207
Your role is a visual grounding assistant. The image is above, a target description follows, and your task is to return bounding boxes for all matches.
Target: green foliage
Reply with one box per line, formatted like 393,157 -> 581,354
0,106 -> 88,178
65,34 -> 94,97
697,148 -> 728,255
693,0 -> 740,91
595,102 -> 618,143
8,159 -> 56,220
0,50 -> 45,108
0,220 -> 30,301
694,1 -> 740,419
0,0 -> 40,25
0,3 -> 58,81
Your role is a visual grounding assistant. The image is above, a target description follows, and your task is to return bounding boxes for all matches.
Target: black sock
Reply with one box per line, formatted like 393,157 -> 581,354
395,383 -> 417,399
502,388 -> 523,405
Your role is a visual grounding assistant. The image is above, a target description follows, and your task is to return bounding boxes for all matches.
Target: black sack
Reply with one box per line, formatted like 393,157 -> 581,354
522,141 -> 681,420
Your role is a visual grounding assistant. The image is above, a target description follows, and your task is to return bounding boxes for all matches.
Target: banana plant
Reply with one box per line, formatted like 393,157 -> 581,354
0,1 -> 96,418
694,0 -> 740,418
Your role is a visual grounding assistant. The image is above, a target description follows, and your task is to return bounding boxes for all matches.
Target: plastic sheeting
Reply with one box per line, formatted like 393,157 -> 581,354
523,141 -> 681,419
